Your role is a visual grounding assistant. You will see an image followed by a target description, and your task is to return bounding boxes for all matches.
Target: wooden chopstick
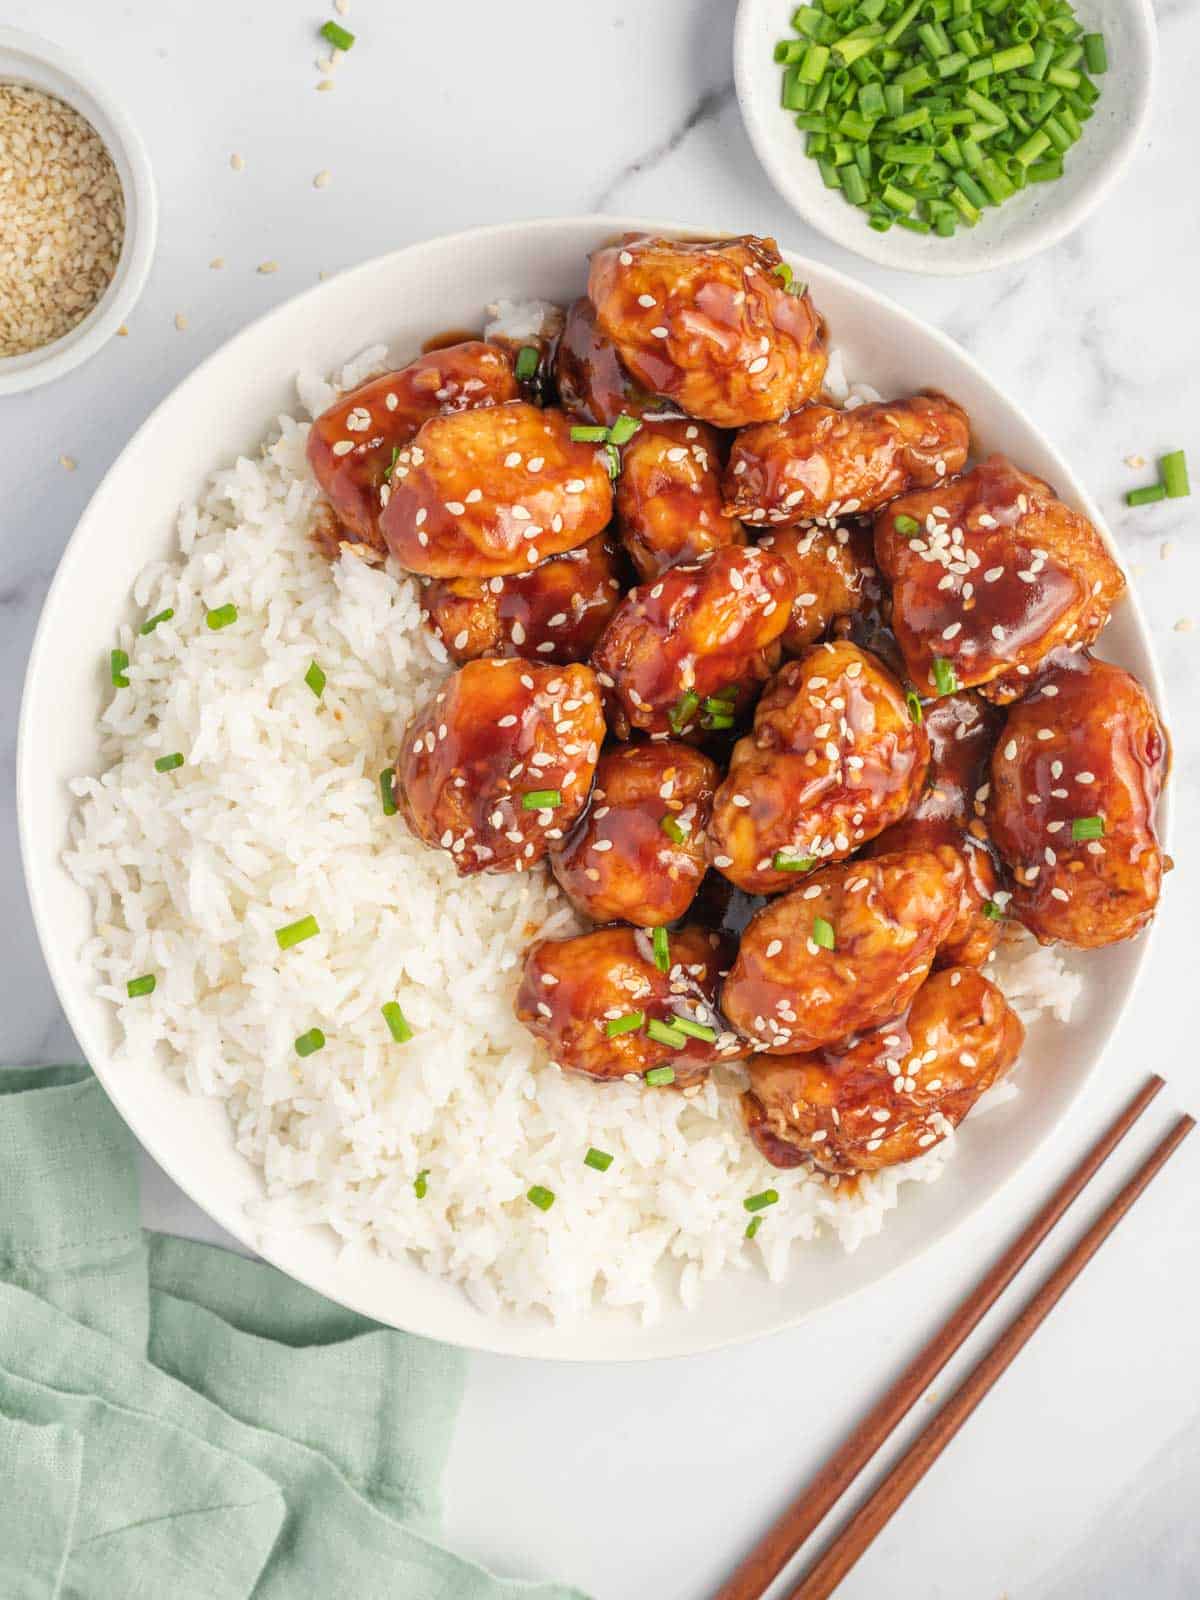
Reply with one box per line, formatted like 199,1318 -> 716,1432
712,1075 -> 1170,1600
788,1108 -> 1194,1599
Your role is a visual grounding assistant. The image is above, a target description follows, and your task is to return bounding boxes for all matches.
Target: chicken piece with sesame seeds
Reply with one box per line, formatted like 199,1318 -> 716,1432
614,417 -> 745,581
395,658 -> 605,876
875,455 -> 1125,704
721,848 -> 963,1055
550,741 -> 718,926
706,641 -> 929,895
588,234 -> 827,429
516,924 -> 737,1085
553,296 -> 666,427
307,341 -> 518,557
422,533 -> 626,667
590,544 -> 798,739
380,401 -> 612,577
756,523 -> 881,655
987,653 -> 1169,948
742,966 -> 1023,1174
723,393 -> 969,529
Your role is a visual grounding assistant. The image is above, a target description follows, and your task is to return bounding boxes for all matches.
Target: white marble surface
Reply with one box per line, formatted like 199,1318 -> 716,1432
2,2 -> 1198,1596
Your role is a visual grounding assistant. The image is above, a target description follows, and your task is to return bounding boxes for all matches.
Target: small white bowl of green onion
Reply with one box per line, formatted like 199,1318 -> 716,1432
734,0 -> 1157,275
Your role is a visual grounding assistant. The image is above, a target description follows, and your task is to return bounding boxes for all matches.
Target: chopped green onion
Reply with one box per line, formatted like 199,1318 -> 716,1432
1083,32 -> 1107,75
893,512 -> 920,536
982,899 -> 1003,921
110,648 -> 129,687
570,424 -> 609,443
382,445 -> 400,483
1071,815 -> 1105,842
812,916 -> 836,950
932,656 -> 958,695
126,974 -> 156,998
1126,483 -> 1166,507
379,766 -> 398,816
275,914 -> 320,951
305,660 -> 326,698
206,604 -> 238,631
652,925 -> 670,973
704,713 -> 736,731
584,1147 -> 614,1172
605,1010 -> 645,1038
294,1028 -> 325,1057
745,1216 -> 763,1239
646,1019 -> 688,1050
773,851 -> 816,873
744,1189 -> 779,1213
414,1169 -> 429,1199
905,689 -> 924,723
644,1063 -> 677,1086
522,789 -> 562,810
608,413 -> 641,446
140,608 -> 174,635
527,1185 -> 556,1211
154,752 -> 184,773
772,261 -> 795,288
605,442 -> 622,479
381,1002 -> 413,1042
668,691 -> 700,733
660,814 -> 688,845
1161,449 -> 1190,500
319,19 -> 355,50
514,345 -> 539,381
672,1016 -> 717,1043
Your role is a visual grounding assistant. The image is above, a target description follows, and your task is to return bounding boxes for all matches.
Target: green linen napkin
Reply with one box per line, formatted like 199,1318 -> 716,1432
0,1065 -> 587,1600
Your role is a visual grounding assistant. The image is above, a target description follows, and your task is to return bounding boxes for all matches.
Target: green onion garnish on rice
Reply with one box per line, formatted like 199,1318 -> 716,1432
320,19 -> 355,50
521,789 -> 562,810
381,1002 -> 413,1042
206,603 -> 238,631
672,1016 -> 717,1043
126,974 -> 156,998
305,661 -> 326,698
294,1028 -> 325,1057
414,1169 -> 429,1198
584,1147 -> 613,1172
276,914 -> 320,951
744,1189 -> 779,1214
745,1216 -> 763,1239
110,648 -> 129,687
154,753 -> 184,773
651,925 -> 670,973
527,1185 -> 555,1211
605,1011 -> 645,1038
644,1064 -> 677,1086
1071,815 -> 1105,842
379,767 -> 398,816
514,345 -> 539,381
812,916 -> 836,950
646,1019 -> 687,1050
932,657 -> 957,695
140,609 -> 174,635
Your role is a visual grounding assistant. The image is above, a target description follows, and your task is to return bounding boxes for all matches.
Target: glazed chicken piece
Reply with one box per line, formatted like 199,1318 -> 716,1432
707,641 -> 929,895
307,341 -> 518,557
720,848 -> 963,1054
864,690 -> 1004,969
591,545 -> 797,738
723,394 -> 969,529
875,455 -> 1125,704
588,234 -> 827,429
550,741 -> 718,926
742,966 -> 1024,1174
987,653 -> 1168,948
615,417 -> 745,581
395,658 -> 604,875
516,924 -> 740,1086
553,296 -> 663,427
757,524 -> 880,655
380,401 -> 612,577
422,533 -> 625,666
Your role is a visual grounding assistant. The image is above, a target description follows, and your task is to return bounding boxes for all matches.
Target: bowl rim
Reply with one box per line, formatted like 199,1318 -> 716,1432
732,0 -> 1159,278
0,25 -> 157,394
17,215 -> 1172,1361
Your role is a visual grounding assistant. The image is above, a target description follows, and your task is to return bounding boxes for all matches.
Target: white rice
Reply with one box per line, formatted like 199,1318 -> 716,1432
65,342 -> 1081,1325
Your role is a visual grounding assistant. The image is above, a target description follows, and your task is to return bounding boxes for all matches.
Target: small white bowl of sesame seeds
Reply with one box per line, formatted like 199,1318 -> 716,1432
0,27 -> 156,394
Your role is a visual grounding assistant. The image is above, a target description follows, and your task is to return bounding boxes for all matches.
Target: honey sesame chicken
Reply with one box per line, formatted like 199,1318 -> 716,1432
720,848 -> 963,1054
875,454 -> 1125,704
756,524 -> 881,655
550,741 -> 718,926
987,653 -> 1169,948
706,641 -> 929,895
553,296 -> 664,427
590,544 -> 797,738
724,393 -> 969,529
742,965 -> 1024,1174
422,533 -> 625,666
379,400 -> 613,577
395,658 -> 605,875
588,235 -> 827,429
615,417 -> 745,581
516,924 -> 738,1085
307,341 -> 518,557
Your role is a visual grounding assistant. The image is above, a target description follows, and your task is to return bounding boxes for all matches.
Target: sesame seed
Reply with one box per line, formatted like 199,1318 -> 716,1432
766,939 -> 783,958
174,312 -> 188,331
1004,740 -> 1017,760
313,170 -> 332,189
257,261 -> 279,275
637,293 -> 656,307
650,326 -> 669,339
747,355 -> 769,375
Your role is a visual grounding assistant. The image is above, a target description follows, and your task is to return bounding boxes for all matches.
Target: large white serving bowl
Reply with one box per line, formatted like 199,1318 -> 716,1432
18,217 -> 1170,1361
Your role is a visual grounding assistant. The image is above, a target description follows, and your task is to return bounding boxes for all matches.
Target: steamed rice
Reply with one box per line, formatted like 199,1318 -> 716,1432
65,340 -> 1080,1324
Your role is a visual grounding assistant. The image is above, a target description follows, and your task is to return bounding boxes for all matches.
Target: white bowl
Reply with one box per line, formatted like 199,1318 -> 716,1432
734,0 -> 1157,276
0,27 -> 156,394
18,217 -> 1170,1360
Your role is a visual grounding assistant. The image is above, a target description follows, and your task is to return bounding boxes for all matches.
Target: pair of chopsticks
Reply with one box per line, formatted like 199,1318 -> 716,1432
713,1075 -> 1193,1600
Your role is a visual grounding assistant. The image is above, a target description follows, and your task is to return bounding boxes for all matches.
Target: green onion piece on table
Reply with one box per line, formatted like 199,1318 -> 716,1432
527,1185 -> 555,1211
110,648 -> 129,687
294,1028 -> 325,1058
305,660 -> 326,698
154,753 -> 184,773
381,1002 -> 413,1042
605,1010 -> 645,1038
276,914 -> 320,951
584,1147 -> 614,1172
1126,483 -> 1166,507
320,19 -> 355,50
126,974 -> 156,998
1161,449 -> 1190,500
1083,33 -> 1108,75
